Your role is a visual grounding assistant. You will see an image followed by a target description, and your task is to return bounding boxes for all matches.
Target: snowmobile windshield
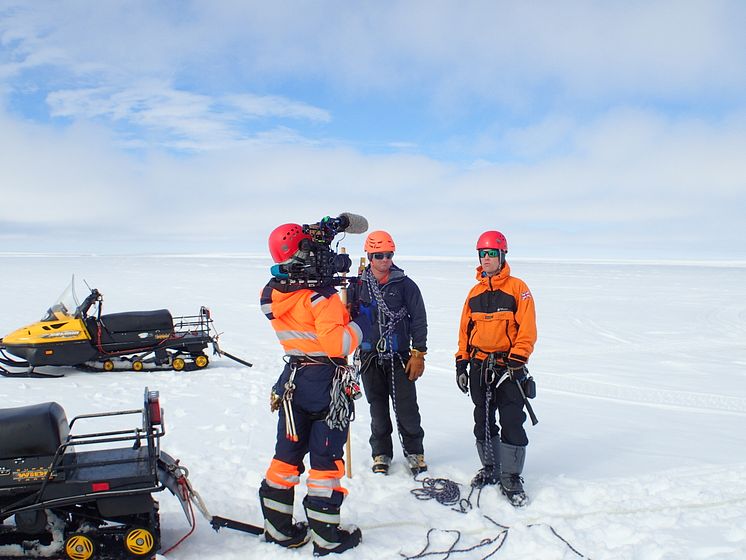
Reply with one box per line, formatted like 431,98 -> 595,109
41,279 -> 80,322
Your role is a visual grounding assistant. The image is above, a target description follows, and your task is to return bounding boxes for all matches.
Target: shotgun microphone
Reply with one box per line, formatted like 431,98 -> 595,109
337,212 -> 368,234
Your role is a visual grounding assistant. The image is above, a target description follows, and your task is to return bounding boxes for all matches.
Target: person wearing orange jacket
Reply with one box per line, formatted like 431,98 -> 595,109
258,223 -> 371,555
455,230 -> 537,507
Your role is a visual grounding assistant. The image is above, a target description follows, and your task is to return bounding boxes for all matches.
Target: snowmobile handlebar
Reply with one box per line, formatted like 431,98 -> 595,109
75,288 -> 102,319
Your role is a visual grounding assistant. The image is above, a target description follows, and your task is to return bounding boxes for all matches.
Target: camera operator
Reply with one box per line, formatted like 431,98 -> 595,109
258,221 -> 370,556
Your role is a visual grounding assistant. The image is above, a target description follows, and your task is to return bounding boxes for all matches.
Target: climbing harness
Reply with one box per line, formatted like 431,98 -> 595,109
275,356 -> 362,436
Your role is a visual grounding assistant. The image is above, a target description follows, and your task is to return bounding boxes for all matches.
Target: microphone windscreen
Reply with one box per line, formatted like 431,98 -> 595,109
339,212 -> 369,234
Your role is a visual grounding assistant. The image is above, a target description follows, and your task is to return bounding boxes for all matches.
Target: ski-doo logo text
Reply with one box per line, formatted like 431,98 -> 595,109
13,468 -> 52,481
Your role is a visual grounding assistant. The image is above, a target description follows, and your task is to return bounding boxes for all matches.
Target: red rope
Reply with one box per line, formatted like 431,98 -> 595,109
161,479 -> 197,556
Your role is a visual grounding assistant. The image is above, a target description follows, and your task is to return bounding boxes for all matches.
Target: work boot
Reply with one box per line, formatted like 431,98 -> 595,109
407,453 -> 427,475
259,481 -> 310,548
499,443 -> 528,507
371,455 -> 391,475
303,497 -> 362,556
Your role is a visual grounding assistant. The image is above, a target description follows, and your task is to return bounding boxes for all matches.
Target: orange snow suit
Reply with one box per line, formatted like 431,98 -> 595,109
260,283 -> 363,358
456,262 -> 537,366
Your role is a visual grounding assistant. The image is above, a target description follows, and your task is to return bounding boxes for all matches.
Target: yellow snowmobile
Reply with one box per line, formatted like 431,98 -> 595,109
0,279 -> 251,378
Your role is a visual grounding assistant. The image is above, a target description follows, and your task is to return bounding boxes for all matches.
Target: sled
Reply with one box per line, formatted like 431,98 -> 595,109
0,388 -> 263,559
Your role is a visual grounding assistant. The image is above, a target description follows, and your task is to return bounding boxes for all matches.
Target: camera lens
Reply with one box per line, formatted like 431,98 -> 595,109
333,254 -> 352,274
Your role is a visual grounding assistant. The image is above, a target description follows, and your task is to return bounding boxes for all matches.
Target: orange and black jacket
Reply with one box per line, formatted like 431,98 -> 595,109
456,262 -> 537,366
260,280 -> 364,358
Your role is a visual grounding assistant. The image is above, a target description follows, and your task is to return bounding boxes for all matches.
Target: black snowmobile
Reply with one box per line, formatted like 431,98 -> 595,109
0,279 -> 251,378
0,388 -> 262,560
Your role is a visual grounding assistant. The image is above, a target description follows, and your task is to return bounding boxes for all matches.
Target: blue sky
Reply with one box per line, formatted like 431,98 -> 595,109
1,1 -> 745,259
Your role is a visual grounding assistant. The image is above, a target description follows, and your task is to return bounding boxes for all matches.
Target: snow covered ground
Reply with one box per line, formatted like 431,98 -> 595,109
1,253 -> 746,559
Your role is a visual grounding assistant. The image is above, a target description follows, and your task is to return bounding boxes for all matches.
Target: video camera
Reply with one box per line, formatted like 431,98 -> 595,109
272,212 -> 368,286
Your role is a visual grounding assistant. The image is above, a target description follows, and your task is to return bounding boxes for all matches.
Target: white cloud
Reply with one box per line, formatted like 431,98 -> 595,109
4,1 -> 746,107
2,103 -> 745,258
1,1 -> 745,259
43,83 -> 331,150
223,94 -> 330,123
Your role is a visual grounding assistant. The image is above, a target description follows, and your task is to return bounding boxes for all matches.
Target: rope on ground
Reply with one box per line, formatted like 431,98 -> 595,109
408,477 -> 592,559
400,526 -> 508,560
410,474 -> 479,514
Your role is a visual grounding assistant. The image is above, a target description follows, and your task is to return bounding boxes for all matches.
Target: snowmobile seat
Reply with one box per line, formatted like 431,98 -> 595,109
99,310 -> 174,334
0,402 -> 69,459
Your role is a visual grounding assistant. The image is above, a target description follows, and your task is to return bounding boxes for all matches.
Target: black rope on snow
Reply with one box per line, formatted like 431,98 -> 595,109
410,474 -> 488,514
533,523 -> 590,559
408,479 -> 592,559
400,527 -> 509,560
411,476 -> 464,510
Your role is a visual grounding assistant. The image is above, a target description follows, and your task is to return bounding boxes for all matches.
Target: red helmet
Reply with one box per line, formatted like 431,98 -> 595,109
268,223 -> 311,263
476,230 -> 508,252
364,230 -> 396,253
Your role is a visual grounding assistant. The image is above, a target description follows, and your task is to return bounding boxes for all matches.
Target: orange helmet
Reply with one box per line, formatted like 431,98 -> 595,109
268,223 -> 311,263
364,230 -> 396,253
476,230 -> 508,252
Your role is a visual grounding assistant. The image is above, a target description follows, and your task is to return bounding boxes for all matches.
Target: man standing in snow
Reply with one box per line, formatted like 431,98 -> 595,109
348,230 -> 428,476
258,222 -> 370,555
455,230 -> 537,507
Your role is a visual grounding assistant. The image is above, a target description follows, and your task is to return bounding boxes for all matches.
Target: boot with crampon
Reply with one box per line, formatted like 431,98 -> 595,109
471,436 -> 501,488
499,442 -> 528,507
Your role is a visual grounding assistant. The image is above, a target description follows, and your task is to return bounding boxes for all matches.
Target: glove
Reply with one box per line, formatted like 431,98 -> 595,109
456,359 -> 469,394
405,349 -> 426,381
506,357 -> 527,382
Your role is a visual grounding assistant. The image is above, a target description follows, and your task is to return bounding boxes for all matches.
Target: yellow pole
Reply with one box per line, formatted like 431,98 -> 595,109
339,248 -> 353,479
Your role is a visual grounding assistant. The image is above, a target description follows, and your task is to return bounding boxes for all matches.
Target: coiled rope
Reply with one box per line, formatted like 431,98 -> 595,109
326,363 -> 361,430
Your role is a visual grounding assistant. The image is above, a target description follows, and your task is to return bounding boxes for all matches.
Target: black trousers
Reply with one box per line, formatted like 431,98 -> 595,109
360,353 -> 425,457
469,359 -> 528,447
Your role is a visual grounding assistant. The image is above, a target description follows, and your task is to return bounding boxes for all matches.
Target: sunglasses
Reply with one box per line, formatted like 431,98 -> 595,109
371,252 -> 394,260
478,249 -> 502,258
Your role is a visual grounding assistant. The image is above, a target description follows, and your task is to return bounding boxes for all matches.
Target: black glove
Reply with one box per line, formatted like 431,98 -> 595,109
456,359 -> 469,394
506,357 -> 527,382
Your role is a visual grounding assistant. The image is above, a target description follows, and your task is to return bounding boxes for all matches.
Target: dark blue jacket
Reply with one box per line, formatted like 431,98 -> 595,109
348,264 -> 427,355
